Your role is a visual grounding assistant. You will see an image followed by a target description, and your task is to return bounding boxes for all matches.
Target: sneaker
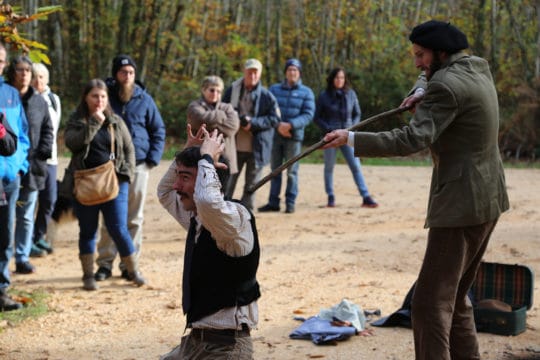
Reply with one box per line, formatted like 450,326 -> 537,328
94,266 -> 112,281
0,290 -> 23,312
362,196 -> 378,208
35,238 -> 53,254
30,244 -> 47,258
285,204 -> 295,214
327,195 -> 335,208
258,204 -> 280,212
15,261 -> 36,274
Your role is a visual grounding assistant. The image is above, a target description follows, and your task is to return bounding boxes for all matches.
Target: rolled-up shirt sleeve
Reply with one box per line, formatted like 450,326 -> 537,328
157,160 -> 191,230
194,159 -> 254,257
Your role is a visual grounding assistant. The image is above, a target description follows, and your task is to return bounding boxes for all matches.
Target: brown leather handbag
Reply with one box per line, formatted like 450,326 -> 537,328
73,124 -> 119,205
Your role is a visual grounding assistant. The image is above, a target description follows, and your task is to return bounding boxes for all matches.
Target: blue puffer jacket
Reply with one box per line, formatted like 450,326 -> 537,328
105,78 -> 165,167
0,77 -> 30,182
314,89 -> 361,133
269,80 -> 315,142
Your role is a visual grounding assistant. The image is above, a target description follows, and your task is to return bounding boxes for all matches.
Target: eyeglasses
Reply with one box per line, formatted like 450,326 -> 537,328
118,70 -> 135,76
15,67 -> 32,73
206,88 -> 222,94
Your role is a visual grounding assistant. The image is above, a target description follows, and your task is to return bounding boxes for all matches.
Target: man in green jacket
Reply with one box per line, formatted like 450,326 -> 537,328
322,20 -> 509,360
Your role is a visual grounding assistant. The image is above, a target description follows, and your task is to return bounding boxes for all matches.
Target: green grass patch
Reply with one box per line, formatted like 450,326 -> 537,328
0,288 -> 49,330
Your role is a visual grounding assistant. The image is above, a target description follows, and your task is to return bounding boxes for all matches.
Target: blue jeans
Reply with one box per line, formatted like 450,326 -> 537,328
225,151 -> 263,211
323,145 -> 370,198
33,164 -> 58,242
268,136 -> 301,207
0,176 -> 21,289
97,163 -> 150,270
15,187 -> 39,263
74,181 -> 135,256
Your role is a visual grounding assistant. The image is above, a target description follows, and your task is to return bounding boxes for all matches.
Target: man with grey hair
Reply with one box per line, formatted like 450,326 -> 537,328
30,62 -> 61,256
223,58 -> 280,211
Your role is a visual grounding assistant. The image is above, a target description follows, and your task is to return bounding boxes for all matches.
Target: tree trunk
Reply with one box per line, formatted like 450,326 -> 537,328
117,0 -> 131,54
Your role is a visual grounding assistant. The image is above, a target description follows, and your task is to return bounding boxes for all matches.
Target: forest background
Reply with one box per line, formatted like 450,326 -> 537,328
14,0 -> 540,160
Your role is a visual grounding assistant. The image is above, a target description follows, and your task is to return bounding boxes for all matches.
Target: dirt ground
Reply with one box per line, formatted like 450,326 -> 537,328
1,158 -> 539,360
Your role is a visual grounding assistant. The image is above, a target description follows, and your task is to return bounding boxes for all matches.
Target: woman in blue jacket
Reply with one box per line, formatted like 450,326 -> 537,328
314,67 -> 377,208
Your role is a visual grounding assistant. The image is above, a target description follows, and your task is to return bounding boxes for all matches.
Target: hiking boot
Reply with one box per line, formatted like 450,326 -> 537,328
362,196 -> 378,208
35,238 -> 53,254
15,261 -> 36,274
0,289 -> 23,312
30,244 -> 47,258
121,255 -> 146,287
80,254 -> 98,291
94,266 -> 112,281
327,195 -> 335,208
258,204 -> 280,212
285,204 -> 295,214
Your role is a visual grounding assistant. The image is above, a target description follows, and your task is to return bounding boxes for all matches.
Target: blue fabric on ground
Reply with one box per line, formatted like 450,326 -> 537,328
289,316 -> 357,345
318,298 -> 366,331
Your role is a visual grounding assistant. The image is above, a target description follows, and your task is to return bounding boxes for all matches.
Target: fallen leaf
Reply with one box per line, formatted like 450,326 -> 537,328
12,295 -> 33,305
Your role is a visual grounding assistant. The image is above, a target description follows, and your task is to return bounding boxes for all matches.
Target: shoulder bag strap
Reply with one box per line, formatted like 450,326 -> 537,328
109,123 -> 116,160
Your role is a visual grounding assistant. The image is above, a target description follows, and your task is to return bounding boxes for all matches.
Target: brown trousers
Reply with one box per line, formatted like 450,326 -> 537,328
160,330 -> 253,360
411,219 -> 498,360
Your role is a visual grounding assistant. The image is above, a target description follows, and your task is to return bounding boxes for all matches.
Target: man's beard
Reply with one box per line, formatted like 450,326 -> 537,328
118,82 -> 135,103
426,52 -> 443,81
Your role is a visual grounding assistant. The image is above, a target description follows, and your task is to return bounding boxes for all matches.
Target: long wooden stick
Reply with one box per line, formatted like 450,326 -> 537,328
246,105 -> 411,194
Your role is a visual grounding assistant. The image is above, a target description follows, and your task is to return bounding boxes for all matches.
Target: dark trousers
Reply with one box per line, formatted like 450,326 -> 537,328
33,164 -> 57,242
225,151 -> 263,211
411,219 -> 498,360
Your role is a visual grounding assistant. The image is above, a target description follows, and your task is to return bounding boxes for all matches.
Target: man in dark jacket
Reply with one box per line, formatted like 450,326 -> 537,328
322,21 -> 509,360
259,58 -> 315,214
223,58 -> 281,211
7,56 -> 53,275
95,55 -> 166,281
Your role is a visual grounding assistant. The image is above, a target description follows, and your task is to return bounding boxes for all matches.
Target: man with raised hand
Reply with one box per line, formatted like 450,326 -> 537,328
322,20 -> 509,360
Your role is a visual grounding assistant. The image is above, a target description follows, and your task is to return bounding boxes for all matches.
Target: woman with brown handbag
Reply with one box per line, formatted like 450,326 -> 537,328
64,79 -> 145,291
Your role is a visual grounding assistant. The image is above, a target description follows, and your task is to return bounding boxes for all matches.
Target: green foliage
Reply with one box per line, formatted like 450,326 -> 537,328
0,289 -> 49,331
0,4 -> 62,64
25,0 -> 540,160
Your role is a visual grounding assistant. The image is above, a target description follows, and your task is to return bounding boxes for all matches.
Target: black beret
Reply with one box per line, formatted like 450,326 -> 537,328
409,20 -> 469,54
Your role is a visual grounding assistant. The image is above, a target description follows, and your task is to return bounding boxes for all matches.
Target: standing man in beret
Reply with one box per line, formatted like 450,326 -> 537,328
322,20 -> 509,359
94,54 -> 166,281
258,58 -> 315,214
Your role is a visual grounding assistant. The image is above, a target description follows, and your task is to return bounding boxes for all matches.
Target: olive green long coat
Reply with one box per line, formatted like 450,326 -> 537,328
353,52 -> 509,228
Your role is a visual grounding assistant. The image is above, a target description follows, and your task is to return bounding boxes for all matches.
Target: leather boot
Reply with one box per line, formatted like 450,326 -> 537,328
79,254 -> 98,291
0,288 -> 23,312
121,254 -> 146,286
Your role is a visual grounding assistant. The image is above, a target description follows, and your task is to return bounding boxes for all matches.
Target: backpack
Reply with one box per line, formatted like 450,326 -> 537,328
48,92 -> 58,112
